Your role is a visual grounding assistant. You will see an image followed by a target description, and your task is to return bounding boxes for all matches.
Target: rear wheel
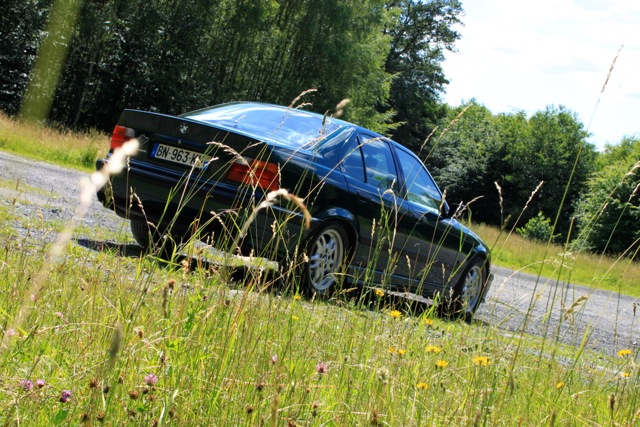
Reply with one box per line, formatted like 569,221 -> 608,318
130,219 -> 180,259
130,219 -> 151,248
302,223 -> 351,296
440,258 -> 486,322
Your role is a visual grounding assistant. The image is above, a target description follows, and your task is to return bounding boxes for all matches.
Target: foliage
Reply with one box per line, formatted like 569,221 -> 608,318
0,0 -> 52,115
384,0 -> 463,150
516,211 -> 561,243
573,137 -> 640,255
427,101 -> 598,240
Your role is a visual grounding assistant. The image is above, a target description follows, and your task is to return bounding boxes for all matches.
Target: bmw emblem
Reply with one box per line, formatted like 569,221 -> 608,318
179,123 -> 189,134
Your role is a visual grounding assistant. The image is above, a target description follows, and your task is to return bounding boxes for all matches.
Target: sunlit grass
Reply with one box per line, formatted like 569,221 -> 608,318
474,223 -> 640,298
1,113 -> 639,425
1,221 -> 638,425
0,112 -> 107,171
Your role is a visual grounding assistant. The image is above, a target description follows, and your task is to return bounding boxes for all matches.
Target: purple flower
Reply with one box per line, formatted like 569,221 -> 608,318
20,380 -> 33,391
59,390 -> 72,403
271,354 -> 278,365
36,379 -> 45,388
315,361 -> 328,375
144,373 -> 158,386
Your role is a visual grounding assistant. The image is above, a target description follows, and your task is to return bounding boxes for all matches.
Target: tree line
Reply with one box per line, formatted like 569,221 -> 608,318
1,0 -> 638,257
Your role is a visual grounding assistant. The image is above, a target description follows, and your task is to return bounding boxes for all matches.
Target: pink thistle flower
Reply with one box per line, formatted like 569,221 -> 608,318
271,354 -> 278,365
36,379 -> 45,388
315,361 -> 328,375
144,373 -> 158,386
20,380 -> 33,391
59,390 -> 72,403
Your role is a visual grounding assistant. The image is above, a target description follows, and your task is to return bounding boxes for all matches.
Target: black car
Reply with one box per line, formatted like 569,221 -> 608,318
96,102 -> 492,319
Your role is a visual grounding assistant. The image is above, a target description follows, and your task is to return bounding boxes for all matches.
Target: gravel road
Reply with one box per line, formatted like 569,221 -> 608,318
1,150 -> 638,356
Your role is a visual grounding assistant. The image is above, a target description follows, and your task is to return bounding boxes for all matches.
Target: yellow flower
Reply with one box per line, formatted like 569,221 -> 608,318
389,310 -> 402,319
435,360 -> 448,369
293,294 -> 302,301
291,315 -> 299,321
416,382 -> 429,390
388,346 -> 396,354
424,318 -> 434,326
620,372 -> 631,378
425,345 -> 442,354
375,289 -> 385,297
556,382 -> 565,389
617,349 -> 633,357
397,348 -> 407,357
472,356 -> 490,366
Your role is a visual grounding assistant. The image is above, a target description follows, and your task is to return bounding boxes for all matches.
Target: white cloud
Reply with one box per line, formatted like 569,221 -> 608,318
443,0 -> 640,148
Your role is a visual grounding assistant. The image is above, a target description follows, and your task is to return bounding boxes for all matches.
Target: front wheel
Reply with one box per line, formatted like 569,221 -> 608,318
302,223 -> 351,296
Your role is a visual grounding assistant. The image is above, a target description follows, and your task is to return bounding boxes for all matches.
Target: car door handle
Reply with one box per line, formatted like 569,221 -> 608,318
357,190 -> 371,203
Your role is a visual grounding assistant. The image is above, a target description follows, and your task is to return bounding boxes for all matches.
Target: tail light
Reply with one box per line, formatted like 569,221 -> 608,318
226,158 -> 280,191
110,125 -> 135,150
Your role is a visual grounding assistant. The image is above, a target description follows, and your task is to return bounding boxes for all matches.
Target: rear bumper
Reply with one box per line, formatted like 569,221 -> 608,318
96,157 -> 314,259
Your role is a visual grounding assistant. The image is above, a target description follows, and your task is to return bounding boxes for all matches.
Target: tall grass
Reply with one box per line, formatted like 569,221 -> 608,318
0,112 -> 107,170
0,204 -> 638,424
1,96 -> 639,424
474,223 -> 640,298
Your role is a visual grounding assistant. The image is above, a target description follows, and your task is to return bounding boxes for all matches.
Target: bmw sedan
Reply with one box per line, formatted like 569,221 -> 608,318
96,101 -> 493,319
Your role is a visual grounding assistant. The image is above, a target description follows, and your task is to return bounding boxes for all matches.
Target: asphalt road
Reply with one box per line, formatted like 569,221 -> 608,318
1,150 -> 638,357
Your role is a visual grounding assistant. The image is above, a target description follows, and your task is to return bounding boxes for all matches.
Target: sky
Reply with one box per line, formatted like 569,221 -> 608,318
441,0 -> 640,150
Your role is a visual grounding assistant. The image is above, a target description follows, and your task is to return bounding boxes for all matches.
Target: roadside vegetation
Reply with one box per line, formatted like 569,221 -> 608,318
1,0 -> 639,424
0,112 -> 106,170
0,195 -> 638,425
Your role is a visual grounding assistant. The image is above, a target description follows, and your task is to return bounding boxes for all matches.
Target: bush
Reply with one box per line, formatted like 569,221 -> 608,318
516,212 -> 560,243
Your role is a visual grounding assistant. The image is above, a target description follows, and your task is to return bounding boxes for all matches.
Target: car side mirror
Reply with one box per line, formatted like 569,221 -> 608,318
442,201 -> 463,219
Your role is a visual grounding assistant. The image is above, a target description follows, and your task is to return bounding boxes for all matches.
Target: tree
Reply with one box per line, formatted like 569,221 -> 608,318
574,137 -> 640,255
0,0 -> 52,115
426,102 -> 596,238
383,0 -> 463,150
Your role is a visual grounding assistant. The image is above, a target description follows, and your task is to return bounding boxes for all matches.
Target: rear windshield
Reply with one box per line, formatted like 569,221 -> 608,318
183,103 -> 342,147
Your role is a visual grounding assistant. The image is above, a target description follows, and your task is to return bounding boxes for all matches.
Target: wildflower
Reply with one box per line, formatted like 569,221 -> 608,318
435,360 -> 449,369
36,379 -> 45,388
388,346 -> 396,354
556,382 -> 565,389
397,349 -> 407,357
271,354 -> 278,365
20,380 -> 33,391
293,294 -> 302,301
425,345 -> 442,354
416,382 -> 429,390
316,362 -> 328,375
376,367 -> 390,383
617,349 -> 633,357
59,390 -> 72,403
620,372 -> 631,378
291,315 -> 299,321
389,310 -> 402,319
424,318 -> 434,326
472,356 -> 490,366
54,311 -> 64,319
145,374 -> 158,386
375,289 -> 385,297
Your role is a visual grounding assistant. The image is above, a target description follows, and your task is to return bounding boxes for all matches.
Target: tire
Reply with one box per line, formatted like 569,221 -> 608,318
130,219 -> 151,248
130,219 -> 180,259
302,222 -> 351,296
440,258 -> 486,322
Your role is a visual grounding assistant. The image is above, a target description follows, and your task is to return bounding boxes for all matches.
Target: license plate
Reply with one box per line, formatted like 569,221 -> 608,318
151,144 -> 207,168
